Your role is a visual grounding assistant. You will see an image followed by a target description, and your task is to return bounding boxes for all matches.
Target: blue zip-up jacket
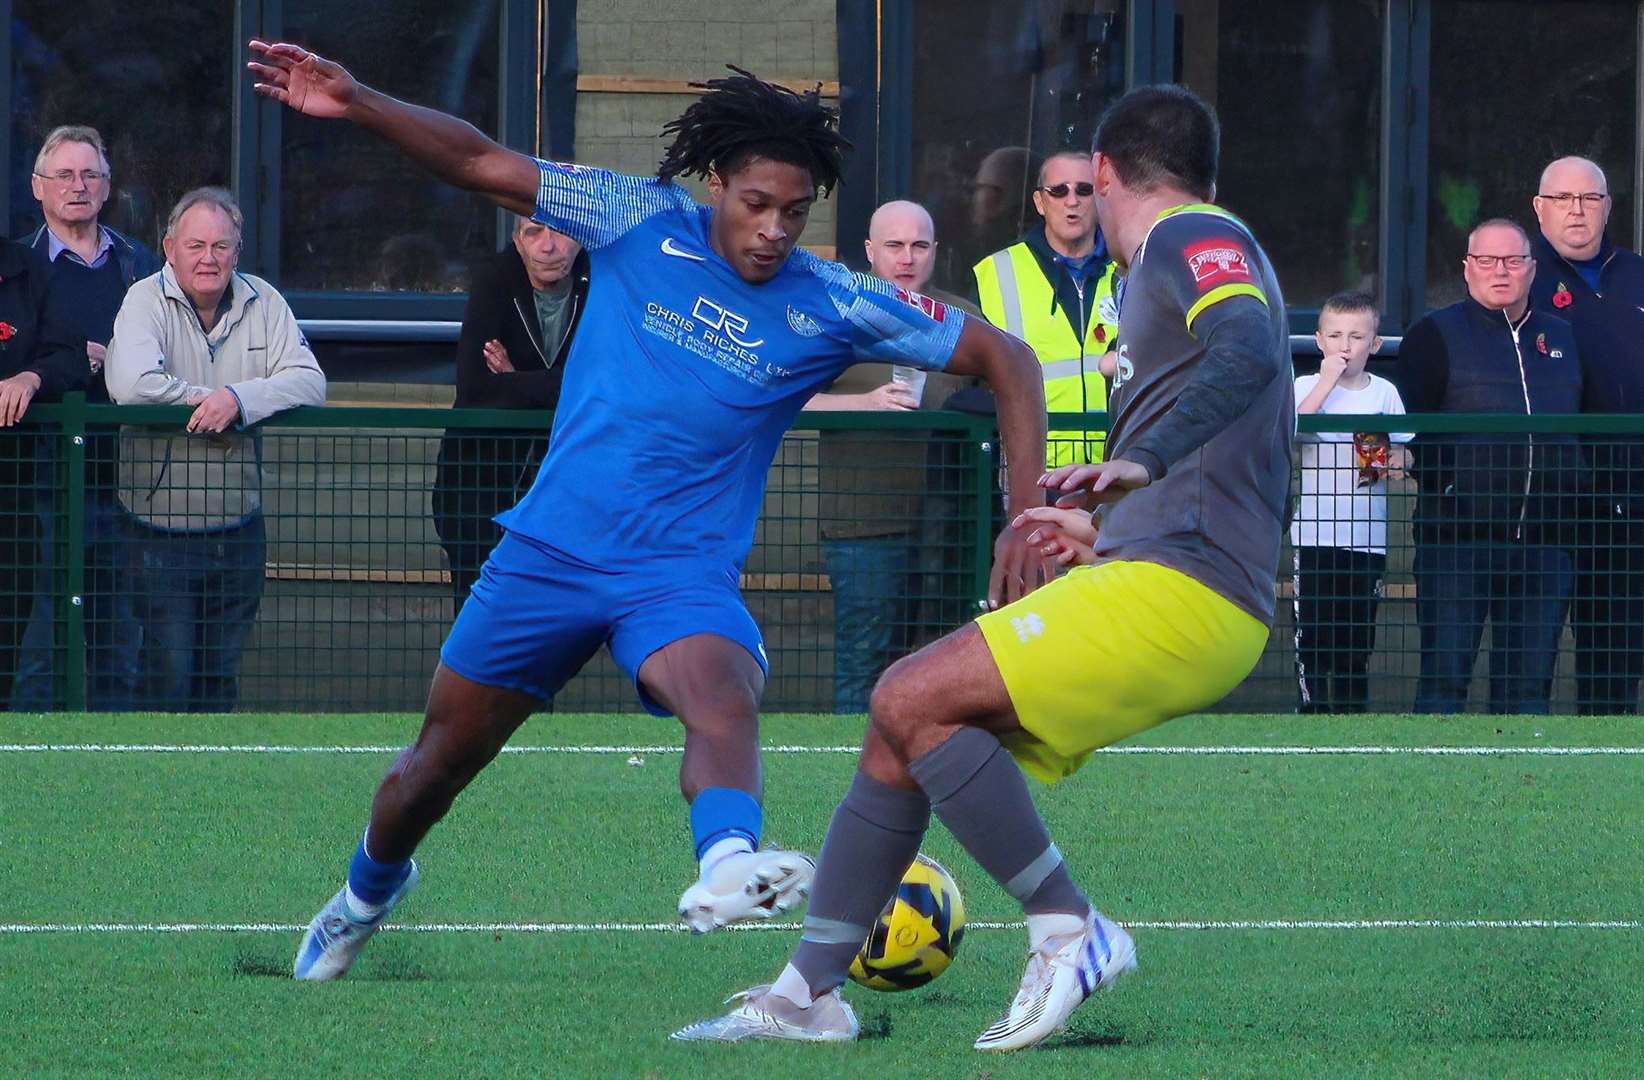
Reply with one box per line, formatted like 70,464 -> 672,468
1528,229 -> 1644,517
25,223 -> 162,293
1395,296 -> 1584,547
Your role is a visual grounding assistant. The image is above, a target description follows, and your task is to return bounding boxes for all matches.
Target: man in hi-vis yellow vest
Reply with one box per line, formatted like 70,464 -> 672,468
974,151 -> 1118,469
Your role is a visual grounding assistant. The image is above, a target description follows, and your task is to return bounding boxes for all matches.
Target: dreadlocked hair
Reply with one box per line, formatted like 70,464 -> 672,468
657,66 -> 851,196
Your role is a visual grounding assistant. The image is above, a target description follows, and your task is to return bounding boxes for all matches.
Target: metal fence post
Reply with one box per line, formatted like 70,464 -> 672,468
61,392 -> 87,712
971,420 -> 997,610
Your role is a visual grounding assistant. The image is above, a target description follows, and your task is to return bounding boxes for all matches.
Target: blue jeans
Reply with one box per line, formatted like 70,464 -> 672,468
823,536 -> 914,714
127,515 -> 266,712
12,495 -> 143,711
1413,543 -> 1574,714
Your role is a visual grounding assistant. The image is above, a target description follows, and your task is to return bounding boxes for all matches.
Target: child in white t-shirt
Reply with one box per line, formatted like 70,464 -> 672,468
1292,292 -> 1413,713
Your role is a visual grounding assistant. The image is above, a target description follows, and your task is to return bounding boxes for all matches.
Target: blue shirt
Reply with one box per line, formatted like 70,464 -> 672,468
1571,252 -> 1605,293
496,160 -> 967,572
45,224 -> 114,269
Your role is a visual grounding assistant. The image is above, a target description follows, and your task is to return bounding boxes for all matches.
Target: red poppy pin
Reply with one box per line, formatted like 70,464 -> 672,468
1552,283 -> 1573,309
0,322 -> 15,343
1093,323 -> 1108,344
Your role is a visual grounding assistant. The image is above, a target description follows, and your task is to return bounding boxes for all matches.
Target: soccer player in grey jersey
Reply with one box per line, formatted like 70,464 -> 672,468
678,84 -> 1294,1052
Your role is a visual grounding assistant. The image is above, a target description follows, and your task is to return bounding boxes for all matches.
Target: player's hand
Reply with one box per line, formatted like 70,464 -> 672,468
186,387 -> 241,434
483,339 -> 515,374
1098,351 -> 1118,379
87,341 -> 106,374
986,525 -> 1052,609
1011,505 -> 1098,566
0,371 -> 40,427
861,383 -> 917,411
1041,459 -> 1152,509
1318,352 -> 1348,382
248,39 -> 360,119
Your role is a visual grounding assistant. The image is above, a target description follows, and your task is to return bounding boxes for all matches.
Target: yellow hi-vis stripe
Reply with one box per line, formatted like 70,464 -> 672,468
1185,282 -> 1268,332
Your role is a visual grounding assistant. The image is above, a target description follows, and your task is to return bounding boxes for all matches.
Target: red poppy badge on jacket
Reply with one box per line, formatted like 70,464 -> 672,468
0,321 -> 15,343
1552,283 -> 1573,309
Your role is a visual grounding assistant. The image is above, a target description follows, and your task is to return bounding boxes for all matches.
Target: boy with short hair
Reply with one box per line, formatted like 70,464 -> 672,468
1292,291 -> 1412,713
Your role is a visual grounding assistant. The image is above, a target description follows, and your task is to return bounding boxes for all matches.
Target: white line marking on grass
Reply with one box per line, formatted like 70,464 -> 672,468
3,744 -> 1644,756
1,919 -> 1638,935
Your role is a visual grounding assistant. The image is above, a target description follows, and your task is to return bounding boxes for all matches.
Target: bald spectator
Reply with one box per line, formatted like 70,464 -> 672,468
1529,156 -> 1644,713
803,200 -> 975,712
974,150 -> 1118,470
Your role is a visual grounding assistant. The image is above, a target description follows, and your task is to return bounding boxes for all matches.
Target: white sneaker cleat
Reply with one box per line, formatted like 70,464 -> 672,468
973,910 -> 1136,1052
292,861 -> 420,981
670,984 -> 858,1043
677,848 -> 816,934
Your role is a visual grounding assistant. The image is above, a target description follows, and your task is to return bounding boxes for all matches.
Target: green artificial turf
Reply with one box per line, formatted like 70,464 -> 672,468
2,713 -> 1640,1077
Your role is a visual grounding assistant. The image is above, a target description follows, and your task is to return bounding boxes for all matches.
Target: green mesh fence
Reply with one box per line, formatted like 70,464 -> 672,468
13,396 -> 1644,715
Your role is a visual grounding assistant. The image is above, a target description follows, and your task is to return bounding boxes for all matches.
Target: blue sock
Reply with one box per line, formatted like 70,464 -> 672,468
690,787 -> 763,861
347,833 -> 411,904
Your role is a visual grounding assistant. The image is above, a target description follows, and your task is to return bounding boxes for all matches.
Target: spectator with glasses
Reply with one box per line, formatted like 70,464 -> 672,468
973,151 -> 1118,471
1396,218 -> 1584,714
1529,156 -> 1644,713
14,125 -> 160,711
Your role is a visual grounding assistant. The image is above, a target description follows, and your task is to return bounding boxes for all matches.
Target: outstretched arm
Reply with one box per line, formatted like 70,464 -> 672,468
944,318 -> 1051,607
247,39 -> 539,216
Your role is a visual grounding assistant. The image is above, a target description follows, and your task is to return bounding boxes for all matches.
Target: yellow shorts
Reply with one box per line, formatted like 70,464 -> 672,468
975,560 -> 1268,783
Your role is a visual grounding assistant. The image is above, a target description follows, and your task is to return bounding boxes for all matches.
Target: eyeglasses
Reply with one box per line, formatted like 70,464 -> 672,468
1465,254 -> 1532,271
1037,182 -> 1095,198
1536,192 -> 1608,210
34,169 -> 109,186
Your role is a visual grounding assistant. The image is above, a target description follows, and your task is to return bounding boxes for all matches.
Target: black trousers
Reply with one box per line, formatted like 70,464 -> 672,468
1293,546 -> 1386,714
0,445 -> 39,706
1573,517 -> 1644,714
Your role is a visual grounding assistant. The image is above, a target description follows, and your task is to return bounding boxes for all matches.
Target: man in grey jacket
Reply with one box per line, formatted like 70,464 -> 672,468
106,187 -> 326,711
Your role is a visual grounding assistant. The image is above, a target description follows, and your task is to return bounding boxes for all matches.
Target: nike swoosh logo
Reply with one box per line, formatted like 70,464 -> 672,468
660,237 -> 706,262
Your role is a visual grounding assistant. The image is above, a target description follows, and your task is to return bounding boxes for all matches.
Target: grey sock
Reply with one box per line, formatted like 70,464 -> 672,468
791,771 -> 931,996
908,726 -> 1088,916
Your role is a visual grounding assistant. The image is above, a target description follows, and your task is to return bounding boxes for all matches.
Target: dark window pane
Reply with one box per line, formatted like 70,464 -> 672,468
10,4 -> 233,247
1176,0 -> 1383,311
278,0 -> 501,293
909,1 -> 1127,301
1426,1 -> 1636,309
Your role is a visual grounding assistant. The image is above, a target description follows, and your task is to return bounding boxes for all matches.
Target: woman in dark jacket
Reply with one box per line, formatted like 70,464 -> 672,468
432,221 -> 590,613
0,237 -> 88,703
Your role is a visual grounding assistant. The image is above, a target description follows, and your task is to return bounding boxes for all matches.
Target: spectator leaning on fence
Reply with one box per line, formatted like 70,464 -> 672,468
1529,155 -> 1644,714
1395,218 -> 1583,715
1290,291 -> 1412,714
105,187 -> 327,712
974,150 -> 1118,471
802,199 -> 976,713
0,233 -> 88,706
13,125 -> 161,711
432,215 -> 589,618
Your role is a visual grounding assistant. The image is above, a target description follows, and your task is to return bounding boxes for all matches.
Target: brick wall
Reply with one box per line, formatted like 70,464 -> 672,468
573,2 -> 839,250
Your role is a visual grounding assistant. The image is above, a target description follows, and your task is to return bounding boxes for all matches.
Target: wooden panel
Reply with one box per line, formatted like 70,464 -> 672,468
265,562 -> 836,593
577,75 -> 840,98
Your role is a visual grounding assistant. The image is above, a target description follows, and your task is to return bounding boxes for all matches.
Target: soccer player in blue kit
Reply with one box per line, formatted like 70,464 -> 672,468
247,41 -> 1050,980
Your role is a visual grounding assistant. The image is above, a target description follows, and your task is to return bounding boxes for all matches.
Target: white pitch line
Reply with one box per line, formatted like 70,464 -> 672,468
2,743 -> 1642,756
0,919 -> 1638,935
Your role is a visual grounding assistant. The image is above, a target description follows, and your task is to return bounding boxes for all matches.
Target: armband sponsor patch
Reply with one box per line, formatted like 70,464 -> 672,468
1184,239 -> 1253,290
893,285 -> 948,323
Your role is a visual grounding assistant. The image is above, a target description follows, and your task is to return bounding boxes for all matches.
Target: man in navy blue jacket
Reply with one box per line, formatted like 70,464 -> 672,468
14,125 -> 161,711
1396,218 -> 1583,715
1530,155 -> 1644,714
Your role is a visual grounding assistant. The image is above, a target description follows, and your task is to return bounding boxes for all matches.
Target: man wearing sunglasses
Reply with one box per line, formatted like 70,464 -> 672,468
1529,156 -> 1644,714
974,151 -> 1118,472
1395,218 -> 1584,715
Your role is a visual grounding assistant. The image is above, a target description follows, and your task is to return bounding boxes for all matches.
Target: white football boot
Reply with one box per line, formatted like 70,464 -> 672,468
292,861 -> 420,981
973,910 -> 1136,1052
676,848 -> 816,934
670,984 -> 858,1043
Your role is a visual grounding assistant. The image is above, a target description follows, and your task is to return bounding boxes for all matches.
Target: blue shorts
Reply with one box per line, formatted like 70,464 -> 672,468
440,531 -> 767,715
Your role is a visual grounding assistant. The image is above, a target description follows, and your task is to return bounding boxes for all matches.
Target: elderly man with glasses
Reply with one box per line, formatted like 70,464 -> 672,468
12,126 -> 161,711
1529,156 -> 1644,714
1395,218 -> 1585,714
973,150 -> 1118,472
